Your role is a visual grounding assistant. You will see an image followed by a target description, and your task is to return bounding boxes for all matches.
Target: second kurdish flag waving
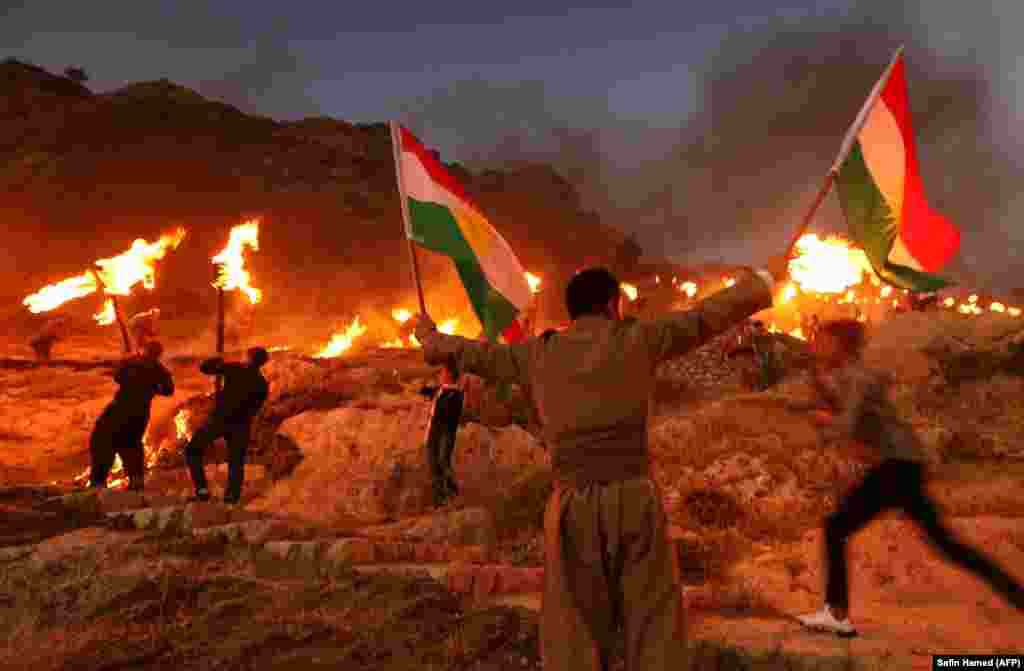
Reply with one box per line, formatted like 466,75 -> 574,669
833,48 -> 961,291
391,122 -> 531,343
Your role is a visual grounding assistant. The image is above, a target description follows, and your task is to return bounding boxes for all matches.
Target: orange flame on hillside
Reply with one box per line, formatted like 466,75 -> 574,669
788,234 -> 871,294
779,283 -> 797,304
314,316 -> 367,357
526,272 -> 542,294
212,220 -> 261,304
23,229 -> 186,314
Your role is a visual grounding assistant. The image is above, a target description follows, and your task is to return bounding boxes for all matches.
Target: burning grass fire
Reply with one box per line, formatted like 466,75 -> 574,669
23,228 -> 187,316
314,316 -> 368,358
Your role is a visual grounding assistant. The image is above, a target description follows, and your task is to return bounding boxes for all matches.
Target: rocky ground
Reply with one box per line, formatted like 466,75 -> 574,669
1,310 -> 1024,670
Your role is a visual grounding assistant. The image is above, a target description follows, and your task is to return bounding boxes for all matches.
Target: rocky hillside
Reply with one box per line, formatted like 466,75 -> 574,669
1,59 -> 652,332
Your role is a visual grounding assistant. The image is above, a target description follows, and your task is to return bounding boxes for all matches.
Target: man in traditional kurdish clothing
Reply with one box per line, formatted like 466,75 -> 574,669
413,257 -> 787,670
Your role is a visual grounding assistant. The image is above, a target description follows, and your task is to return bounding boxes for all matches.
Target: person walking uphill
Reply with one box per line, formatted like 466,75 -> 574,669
790,319 -> 1024,637
89,341 -> 174,491
185,347 -> 269,505
412,257 -> 788,671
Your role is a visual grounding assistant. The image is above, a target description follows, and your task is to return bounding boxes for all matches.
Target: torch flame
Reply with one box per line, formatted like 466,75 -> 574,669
944,297 -> 955,307
991,302 -> 1006,313
392,308 -> 413,323
679,281 -> 698,298
94,299 -> 116,326
1010,308 -> 1021,317
23,229 -> 186,314
723,276 -> 736,288
212,220 -> 261,304
314,316 -> 367,358
525,272 -> 542,294
621,283 -> 638,301
789,234 -> 872,294
439,318 -> 458,335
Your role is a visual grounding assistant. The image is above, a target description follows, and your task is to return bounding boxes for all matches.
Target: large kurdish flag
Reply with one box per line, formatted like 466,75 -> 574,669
833,51 -> 960,292
392,123 -> 531,343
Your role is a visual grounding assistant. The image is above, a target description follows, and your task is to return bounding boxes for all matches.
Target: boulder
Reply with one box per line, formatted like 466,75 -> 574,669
256,401 -> 546,525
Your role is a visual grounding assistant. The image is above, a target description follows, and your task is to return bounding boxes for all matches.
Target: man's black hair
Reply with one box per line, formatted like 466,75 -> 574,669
565,267 -> 621,319
248,346 -> 269,367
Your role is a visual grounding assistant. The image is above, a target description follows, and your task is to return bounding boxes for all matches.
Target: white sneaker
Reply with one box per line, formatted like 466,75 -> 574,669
797,605 -> 857,637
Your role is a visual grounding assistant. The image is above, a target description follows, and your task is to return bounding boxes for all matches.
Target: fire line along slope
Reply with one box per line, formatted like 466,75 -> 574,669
0,59 -> 642,324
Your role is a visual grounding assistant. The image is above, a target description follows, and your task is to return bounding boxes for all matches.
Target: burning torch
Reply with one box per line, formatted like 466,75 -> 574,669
211,220 -> 262,392
90,269 -> 134,355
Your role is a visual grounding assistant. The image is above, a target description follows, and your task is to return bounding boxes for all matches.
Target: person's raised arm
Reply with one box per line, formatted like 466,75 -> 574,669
640,264 -> 781,364
413,314 -> 529,386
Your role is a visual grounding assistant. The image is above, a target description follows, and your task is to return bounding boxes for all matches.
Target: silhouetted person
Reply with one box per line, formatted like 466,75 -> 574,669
185,347 -> 269,504
30,316 -> 69,361
89,341 -> 174,491
419,360 -> 464,506
791,320 -> 1024,636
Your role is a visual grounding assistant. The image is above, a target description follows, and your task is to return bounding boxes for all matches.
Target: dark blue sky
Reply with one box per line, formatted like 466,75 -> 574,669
5,1 -> 851,122
4,1 -> 1022,283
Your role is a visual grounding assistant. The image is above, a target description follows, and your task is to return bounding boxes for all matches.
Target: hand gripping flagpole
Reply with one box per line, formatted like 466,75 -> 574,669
390,121 -> 428,315
783,46 -> 904,260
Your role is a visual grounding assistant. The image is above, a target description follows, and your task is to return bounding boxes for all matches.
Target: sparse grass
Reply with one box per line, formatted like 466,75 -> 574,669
0,542 -> 543,671
689,576 -> 780,616
482,468 -> 552,543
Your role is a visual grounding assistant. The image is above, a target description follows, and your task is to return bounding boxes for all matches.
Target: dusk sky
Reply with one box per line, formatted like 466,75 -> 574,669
4,1 -> 1022,284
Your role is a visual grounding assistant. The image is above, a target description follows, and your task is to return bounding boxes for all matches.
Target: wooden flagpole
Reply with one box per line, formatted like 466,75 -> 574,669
390,121 -> 428,315
90,269 -> 133,354
782,46 -> 904,259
